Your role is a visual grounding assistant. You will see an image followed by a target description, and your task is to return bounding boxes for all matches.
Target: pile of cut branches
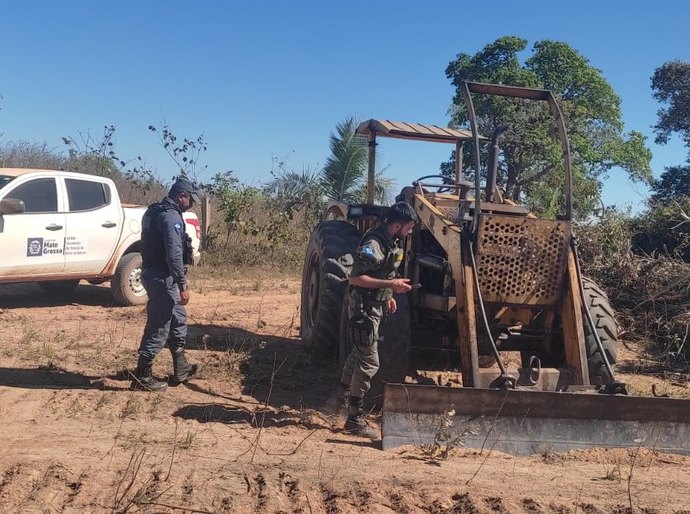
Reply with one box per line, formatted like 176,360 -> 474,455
616,256 -> 690,367
577,214 -> 690,368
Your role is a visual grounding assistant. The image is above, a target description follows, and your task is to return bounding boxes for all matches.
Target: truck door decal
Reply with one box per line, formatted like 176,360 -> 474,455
27,238 -> 43,257
26,237 -> 65,257
65,236 -> 87,255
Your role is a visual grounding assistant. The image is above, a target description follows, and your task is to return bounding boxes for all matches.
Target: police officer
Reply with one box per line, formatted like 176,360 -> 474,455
337,201 -> 418,438
131,176 -> 200,391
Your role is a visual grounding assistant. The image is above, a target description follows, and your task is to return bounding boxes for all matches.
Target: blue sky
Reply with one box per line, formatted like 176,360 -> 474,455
1,0 -> 688,212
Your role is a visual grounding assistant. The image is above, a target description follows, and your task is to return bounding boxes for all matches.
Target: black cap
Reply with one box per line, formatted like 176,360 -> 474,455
169,176 -> 201,203
387,201 -> 419,224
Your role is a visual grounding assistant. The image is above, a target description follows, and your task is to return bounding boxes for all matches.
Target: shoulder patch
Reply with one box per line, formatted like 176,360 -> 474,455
173,222 -> 183,233
362,245 -> 376,257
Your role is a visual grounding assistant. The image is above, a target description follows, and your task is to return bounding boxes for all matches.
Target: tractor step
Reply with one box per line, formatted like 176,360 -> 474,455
382,384 -> 690,456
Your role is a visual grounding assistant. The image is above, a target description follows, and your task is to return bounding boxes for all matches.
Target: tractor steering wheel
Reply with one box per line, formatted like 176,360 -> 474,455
412,175 -> 474,193
413,174 -> 456,193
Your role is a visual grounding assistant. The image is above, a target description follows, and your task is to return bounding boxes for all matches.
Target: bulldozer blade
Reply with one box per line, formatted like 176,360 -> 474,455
382,384 -> 690,456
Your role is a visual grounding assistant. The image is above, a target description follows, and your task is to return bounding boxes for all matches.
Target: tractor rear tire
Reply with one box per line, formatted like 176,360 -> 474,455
339,293 -> 411,409
300,221 -> 361,357
582,277 -> 618,385
520,277 -> 618,385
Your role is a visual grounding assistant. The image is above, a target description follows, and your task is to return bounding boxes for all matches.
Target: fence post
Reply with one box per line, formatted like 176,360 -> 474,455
200,196 -> 211,250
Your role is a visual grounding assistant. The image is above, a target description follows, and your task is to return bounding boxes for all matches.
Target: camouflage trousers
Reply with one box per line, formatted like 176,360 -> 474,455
340,292 -> 384,399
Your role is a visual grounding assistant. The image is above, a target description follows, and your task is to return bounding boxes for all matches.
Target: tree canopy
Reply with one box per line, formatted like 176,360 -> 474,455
651,60 -> 690,153
445,36 -> 652,217
650,164 -> 690,203
649,60 -> 690,204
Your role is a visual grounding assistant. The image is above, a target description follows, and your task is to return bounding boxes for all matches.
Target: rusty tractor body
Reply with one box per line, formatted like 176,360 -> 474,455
300,82 -> 690,455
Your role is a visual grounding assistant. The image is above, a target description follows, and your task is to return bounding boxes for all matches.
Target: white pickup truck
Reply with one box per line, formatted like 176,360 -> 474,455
0,168 -> 201,305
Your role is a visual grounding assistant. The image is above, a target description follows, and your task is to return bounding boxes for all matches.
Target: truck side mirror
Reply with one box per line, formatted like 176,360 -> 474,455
0,198 -> 26,214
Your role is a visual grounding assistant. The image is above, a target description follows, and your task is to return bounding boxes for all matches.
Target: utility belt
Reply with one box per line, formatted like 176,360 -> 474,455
142,263 -> 189,276
352,286 -> 392,304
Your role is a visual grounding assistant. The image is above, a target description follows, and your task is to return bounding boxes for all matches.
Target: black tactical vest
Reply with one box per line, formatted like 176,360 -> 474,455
141,199 -> 193,269
353,226 -> 404,302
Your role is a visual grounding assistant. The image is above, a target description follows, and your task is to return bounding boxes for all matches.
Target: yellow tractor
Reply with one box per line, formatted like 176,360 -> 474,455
300,82 -> 690,455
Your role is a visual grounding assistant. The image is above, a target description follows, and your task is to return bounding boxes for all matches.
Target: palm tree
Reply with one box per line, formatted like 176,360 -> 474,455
263,165 -> 323,227
320,116 -> 394,205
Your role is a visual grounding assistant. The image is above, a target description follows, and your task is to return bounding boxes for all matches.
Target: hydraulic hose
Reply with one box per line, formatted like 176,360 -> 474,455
469,241 -> 511,383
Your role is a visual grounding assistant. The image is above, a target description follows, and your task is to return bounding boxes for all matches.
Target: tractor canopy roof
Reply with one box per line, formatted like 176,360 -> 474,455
355,119 -> 485,144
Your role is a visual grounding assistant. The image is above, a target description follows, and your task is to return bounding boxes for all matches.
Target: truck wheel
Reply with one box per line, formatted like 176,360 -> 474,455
582,277 -> 618,385
300,220 -> 361,356
38,280 -> 80,296
111,252 -> 148,306
338,293 -> 411,408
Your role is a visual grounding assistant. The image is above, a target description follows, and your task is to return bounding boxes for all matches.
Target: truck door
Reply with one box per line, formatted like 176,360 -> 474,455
63,177 -> 122,274
0,177 -> 66,276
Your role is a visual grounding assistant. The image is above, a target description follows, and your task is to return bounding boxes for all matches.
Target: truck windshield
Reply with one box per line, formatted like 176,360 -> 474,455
0,175 -> 14,190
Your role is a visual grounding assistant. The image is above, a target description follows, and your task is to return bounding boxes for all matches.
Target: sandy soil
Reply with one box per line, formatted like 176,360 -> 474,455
1,269 -> 689,513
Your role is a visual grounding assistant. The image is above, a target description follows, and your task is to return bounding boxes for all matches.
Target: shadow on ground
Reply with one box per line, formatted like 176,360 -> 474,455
0,365 -> 119,390
185,322 -> 340,412
172,402 -> 326,431
0,283 -> 115,308
617,359 -> 689,380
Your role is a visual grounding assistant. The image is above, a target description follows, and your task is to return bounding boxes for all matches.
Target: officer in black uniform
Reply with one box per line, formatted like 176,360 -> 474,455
131,176 -> 200,391
337,201 -> 418,438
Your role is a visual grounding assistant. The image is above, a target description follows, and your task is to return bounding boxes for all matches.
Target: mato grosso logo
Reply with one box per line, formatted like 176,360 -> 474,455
26,238 -> 63,257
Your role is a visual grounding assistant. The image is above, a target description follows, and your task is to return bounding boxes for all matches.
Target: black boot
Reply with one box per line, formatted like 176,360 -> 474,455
324,381 -> 350,415
170,349 -> 199,385
344,396 -> 378,439
130,356 -> 168,392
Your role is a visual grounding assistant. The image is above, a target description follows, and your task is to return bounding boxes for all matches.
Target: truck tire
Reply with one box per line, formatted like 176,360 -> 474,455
339,293 -> 411,408
111,252 -> 148,306
300,221 -> 361,356
582,277 -> 618,385
38,279 -> 80,296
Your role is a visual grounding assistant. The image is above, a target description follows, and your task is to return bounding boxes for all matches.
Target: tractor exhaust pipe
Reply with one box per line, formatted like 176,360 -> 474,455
486,124 -> 509,202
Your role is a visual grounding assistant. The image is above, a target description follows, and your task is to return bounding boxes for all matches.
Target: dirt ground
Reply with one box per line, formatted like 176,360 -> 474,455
1,269 -> 689,514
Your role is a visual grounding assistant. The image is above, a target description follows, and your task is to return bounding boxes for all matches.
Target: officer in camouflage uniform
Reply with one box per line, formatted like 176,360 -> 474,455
131,176 -> 200,392
338,201 -> 418,438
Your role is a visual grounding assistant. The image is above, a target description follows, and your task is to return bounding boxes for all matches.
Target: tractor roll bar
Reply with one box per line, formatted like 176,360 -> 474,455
460,81 -> 573,233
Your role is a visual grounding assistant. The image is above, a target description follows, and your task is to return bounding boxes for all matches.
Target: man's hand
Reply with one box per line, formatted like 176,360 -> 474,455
386,297 -> 397,315
178,289 -> 191,305
390,278 -> 412,294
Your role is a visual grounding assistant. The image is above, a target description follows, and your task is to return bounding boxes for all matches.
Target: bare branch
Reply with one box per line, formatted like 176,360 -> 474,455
516,164 -> 556,186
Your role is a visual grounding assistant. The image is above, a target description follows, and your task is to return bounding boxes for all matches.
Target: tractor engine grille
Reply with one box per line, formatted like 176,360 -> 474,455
475,214 -> 570,306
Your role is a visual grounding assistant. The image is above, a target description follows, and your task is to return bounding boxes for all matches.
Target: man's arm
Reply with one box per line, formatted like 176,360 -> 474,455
159,212 -> 188,289
349,274 -> 411,293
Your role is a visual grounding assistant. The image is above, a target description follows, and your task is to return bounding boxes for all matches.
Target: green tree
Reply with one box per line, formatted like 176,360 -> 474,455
207,171 -> 260,245
650,165 -> 690,203
651,60 -> 690,153
263,157 -> 323,229
320,116 -> 394,204
445,36 -> 652,217
650,60 -> 690,205
632,196 -> 690,260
